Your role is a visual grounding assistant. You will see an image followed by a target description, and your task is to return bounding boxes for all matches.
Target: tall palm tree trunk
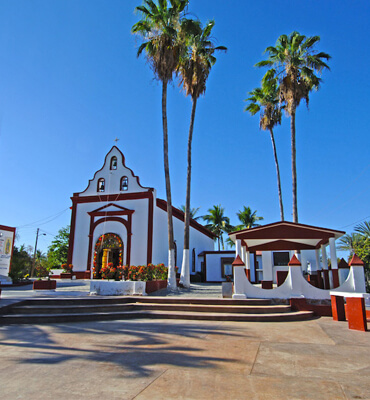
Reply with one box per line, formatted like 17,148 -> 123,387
291,108 -> 298,223
180,97 -> 197,288
162,80 -> 176,290
269,128 -> 284,221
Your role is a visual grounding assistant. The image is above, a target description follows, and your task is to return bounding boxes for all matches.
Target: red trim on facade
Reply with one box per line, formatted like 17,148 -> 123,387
88,210 -> 134,217
87,216 -> 132,270
1,225 -> 16,273
68,191 -> 153,267
0,225 -> 16,233
156,198 -> 216,239
72,191 -> 153,204
90,202 -> 134,213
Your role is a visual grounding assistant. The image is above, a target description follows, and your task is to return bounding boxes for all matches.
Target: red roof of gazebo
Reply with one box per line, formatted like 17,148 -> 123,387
228,221 -> 345,252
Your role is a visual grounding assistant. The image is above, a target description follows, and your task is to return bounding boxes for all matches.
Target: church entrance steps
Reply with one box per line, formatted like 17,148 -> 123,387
0,297 -> 315,325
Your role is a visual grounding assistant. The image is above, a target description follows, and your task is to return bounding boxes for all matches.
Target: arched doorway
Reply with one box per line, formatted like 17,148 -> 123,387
93,233 -> 123,278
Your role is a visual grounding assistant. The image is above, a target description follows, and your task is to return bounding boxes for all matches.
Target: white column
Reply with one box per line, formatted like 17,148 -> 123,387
241,246 -> 246,264
321,245 -> 328,269
315,249 -> 321,271
236,239 -> 242,258
329,238 -> 338,269
245,251 -> 251,271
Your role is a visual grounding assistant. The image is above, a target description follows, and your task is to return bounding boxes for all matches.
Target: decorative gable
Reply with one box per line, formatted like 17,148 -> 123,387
78,146 -> 153,196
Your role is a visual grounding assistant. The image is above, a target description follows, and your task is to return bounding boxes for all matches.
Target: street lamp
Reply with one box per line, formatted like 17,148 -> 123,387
30,228 -> 46,277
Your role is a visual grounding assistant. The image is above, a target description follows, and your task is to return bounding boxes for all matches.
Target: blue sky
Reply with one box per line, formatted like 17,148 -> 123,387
0,0 -> 369,256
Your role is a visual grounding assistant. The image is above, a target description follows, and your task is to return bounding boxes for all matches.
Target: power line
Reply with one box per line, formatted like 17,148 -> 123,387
339,215 -> 370,230
16,208 -> 70,229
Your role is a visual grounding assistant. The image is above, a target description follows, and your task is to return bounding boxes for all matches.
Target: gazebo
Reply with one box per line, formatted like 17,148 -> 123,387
227,221 -> 367,300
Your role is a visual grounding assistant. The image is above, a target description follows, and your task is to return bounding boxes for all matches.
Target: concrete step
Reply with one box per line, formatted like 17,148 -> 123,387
0,309 -> 315,325
132,303 -> 292,314
16,296 -> 272,307
8,302 -> 291,315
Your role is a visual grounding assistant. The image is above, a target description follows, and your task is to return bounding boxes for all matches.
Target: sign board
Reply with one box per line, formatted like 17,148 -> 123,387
0,225 -> 16,277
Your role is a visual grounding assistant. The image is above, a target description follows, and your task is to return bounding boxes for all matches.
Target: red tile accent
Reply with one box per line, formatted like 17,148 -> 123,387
322,270 -> 330,289
349,254 -> 364,266
346,297 -> 367,331
331,295 -> 346,321
332,269 -> 340,288
276,270 -> 289,286
232,255 -> 244,266
288,254 -> 301,266
261,280 -> 273,289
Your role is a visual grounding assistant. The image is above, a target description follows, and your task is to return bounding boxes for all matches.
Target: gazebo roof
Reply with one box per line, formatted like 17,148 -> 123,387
228,221 -> 345,252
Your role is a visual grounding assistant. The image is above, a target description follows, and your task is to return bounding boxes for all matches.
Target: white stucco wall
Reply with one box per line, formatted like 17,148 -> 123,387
72,197 -> 150,270
79,146 -> 148,196
70,146 -> 215,272
204,252 -> 235,282
152,205 -> 214,269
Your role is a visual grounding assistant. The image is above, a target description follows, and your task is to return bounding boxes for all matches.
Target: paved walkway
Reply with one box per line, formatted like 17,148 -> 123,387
1,316 -> 369,399
1,281 -> 370,399
0,282 -> 223,308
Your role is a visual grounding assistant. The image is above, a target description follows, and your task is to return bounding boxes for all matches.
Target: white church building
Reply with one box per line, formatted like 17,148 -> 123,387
67,146 -> 215,278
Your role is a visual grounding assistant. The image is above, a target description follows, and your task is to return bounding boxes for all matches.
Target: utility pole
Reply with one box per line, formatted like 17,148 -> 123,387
31,228 -> 45,277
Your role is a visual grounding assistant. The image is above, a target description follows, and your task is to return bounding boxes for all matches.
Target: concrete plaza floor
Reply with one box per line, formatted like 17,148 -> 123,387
1,313 -> 370,399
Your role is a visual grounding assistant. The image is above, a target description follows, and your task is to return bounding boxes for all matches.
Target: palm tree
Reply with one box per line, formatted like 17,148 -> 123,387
245,78 -> 284,221
203,205 -> 231,251
256,31 -> 331,223
179,205 -> 201,221
132,0 -> 188,289
236,206 -> 263,229
354,221 -> 370,238
226,206 -> 263,248
178,19 -> 226,287
337,233 -> 363,254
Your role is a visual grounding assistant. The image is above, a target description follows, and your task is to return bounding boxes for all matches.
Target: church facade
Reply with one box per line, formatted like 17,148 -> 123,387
67,146 -> 215,277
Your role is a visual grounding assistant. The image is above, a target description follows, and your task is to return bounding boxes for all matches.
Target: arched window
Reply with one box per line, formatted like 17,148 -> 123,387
120,176 -> 128,191
110,156 -> 117,170
192,248 -> 196,272
97,178 -> 105,192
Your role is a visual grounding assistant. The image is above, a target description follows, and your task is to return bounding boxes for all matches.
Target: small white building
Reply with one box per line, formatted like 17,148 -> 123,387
67,146 -> 215,277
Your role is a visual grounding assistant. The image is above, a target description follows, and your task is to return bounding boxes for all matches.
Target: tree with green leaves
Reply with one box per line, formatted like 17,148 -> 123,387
236,206 -> 263,230
338,220 -> 370,292
132,0 -> 188,290
245,77 -> 284,221
179,205 -> 201,221
178,19 -> 226,287
203,205 -> 231,251
256,31 -> 330,223
47,226 -> 70,268
226,206 -> 263,248
8,244 -> 33,283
